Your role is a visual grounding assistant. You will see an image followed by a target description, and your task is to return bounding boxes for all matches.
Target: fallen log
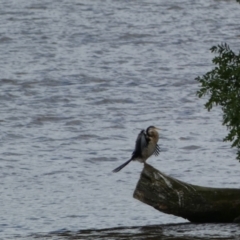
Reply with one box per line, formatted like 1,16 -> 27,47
133,163 -> 240,223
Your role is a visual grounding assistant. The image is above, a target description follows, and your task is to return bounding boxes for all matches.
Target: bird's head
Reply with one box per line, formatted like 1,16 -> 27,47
146,126 -> 160,138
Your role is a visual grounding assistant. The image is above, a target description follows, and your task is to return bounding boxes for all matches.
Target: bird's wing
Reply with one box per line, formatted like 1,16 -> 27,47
132,130 -> 148,158
154,144 -> 161,156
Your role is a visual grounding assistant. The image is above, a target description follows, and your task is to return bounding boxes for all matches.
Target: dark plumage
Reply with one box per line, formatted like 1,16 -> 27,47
112,126 -> 160,173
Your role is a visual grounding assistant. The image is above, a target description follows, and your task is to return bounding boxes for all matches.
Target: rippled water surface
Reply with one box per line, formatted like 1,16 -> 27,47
1,0 -> 240,239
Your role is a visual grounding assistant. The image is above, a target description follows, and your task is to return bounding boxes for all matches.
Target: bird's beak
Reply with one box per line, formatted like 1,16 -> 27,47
154,127 -> 160,130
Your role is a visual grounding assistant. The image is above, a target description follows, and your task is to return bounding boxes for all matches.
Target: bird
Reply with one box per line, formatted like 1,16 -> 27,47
112,126 -> 160,173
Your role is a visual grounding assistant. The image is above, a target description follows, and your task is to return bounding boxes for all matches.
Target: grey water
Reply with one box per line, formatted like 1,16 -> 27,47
1,0 -> 240,239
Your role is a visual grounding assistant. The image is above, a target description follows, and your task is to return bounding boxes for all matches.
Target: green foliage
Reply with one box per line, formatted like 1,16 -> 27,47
196,43 -> 240,160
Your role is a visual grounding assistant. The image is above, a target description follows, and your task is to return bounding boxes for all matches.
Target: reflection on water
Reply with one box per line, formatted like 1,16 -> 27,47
31,223 -> 240,240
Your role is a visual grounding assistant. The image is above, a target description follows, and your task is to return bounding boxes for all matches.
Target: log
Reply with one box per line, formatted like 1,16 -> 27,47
133,163 -> 240,223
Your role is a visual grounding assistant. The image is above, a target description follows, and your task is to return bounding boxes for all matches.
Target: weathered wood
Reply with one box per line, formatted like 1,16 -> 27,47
133,163 -> 240,223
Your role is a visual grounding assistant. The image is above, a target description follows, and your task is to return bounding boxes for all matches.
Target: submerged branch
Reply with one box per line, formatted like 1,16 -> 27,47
133,163 -> 240,223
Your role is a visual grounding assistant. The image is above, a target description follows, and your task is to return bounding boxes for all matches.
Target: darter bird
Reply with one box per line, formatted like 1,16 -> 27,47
112,126 -> 160,173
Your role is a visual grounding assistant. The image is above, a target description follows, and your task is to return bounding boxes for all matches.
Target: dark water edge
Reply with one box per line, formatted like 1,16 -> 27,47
29,223 -> 240,240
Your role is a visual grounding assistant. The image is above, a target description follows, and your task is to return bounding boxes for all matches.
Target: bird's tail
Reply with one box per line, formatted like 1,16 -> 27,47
112,159 -> 132,173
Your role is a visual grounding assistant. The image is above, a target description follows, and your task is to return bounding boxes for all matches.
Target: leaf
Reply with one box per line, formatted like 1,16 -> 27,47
196,43 -> 240,161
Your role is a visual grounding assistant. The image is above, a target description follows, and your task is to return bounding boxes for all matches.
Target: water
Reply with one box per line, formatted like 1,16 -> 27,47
33,223 -> 240,240
1,0 -> 240,239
